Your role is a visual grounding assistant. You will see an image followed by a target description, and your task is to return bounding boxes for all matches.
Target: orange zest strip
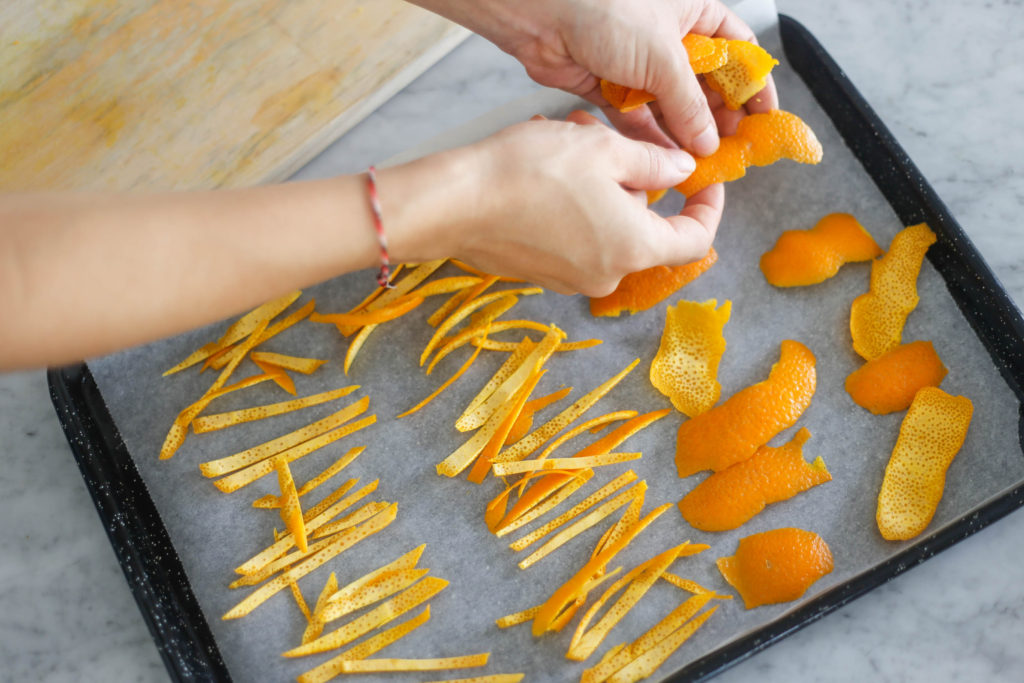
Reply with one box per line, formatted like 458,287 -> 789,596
207,298 -> 316,372
334,655 -> 488,673
344,264 -> 404,317
297,449 -> 363,498
159,320 -> 269,460
876,387 -> 973,540
533,503 -> 672,636
423,676 -> 524,683
850,223 -> 938,360
462,337 -> 535,417
449,259 -> 526,282
603,607 -> 718,683
230,537 -> 339,589
496,605 -> 540,629
436,390 -> 533,478
275,457 -> 308,552
319,569 -> 429,624
532,411 -> 638,464
283,576 -> 448,657
845,340 -> 947,415
493,470 -> 594,537
336,259 -> 445,336
213,419 -> 374,493
717,527 -> 834,609
425,300 -> 525,374
473,338 -> 603,352
489,469 -> 587,533
660,573 -> 726,596
405,276 -> 484,299
589,249 -> 718,318
251,359 -> 297,395
193,385 -> 358,434
290,581 -> 311,621
494,452 -> 641,476
505,471 -> 637,545
679,428 -> 829,532
297,608 -> 431,683
317,545 -> 425,610
343,323 -> 377,375
301,572 -> 339,644
223,504 -> 397,619
467,367 -> 545,484
517,482 -> 647,570
302,478 -> 377,526
250,352 -> 326,375
428,279 -> 495,328
163,291 -> 301,375
311,295 -> 424,327
312,502 -> 391,539
398,341 -> 486,419
505,387 -> 573,445
676,339 -> 816,477
199,397 -> 369,477
760,213 -> 883,287
494,359 -> 641,464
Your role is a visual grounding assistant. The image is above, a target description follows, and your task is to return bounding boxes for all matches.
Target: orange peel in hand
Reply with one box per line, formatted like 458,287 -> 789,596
678,428 -> 830,531
589,249 -> 718,317
675,110 -> 823,198
675,340 -> 816,478
876,386 -> 973,541
845,340 -> 948,415
705,39 -> 778,110
760,213 -> 883,287
650,299 -> 731,418
716,527 -> 834,609
850,223 -> 937,360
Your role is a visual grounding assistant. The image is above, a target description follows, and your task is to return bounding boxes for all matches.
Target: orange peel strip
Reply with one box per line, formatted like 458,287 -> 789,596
589,249 -> 719,317
163,291 -> 301,375
428,276 -> 498,327
675,110 -> 823,198
505,387 -> 573,445
249,352 -> 326,375
425,302 -> 527,375
449,259 -> 526,282
223,504 -> 397,619
679,428 -> 830,531
496,606 -> 540,629
302,478 -> 377,526
493,359 -> 641,464
422,287 -> 543,366
424,676 -> 524,683
651,299 -> 731,418
297,449 -> 363,498
760,213 -> 883,287
284,576 -> 448,657
312,501 -> 390,539
319,569 -> 430,623
592,495 -> 642,559
846,340 -> 947,415
532,411 -> 639,464
605,607 -> 718,683
494,452 -> 641,476
193,385 -> 358,434
206,299 -> 316,372
850,223 -> 938,360
274,456 -> 308,553
297,607 -> 431,683
317,545 -> 425,609
312,296 -> 424,328
491,470 -> 588,534
301,571 -> 339,644
405,276 -> 484,299
336,259 -> 445,336
717,527 -> 834,608
517,482 -> 646,570
199,397 -> 369,477
462,337 -> 536,416
251,359 -> 297,395
229,533 -> 361,589
344,264 -> 403,316
494,470 -> 594,538
473,338 -> 603,352
533,503 -> 672,636
213,419 -> 373,493
398,341 -> 486,419
876,387 -> 973,540
704,39 -> 778,110
344,323 -> 377,375
467,367 -> 545,484
290,581 -> 311,621
676,339 -> 816,477
335,655 -> 488,673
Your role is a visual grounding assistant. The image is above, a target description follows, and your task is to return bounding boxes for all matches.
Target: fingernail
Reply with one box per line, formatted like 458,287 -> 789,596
669,149 -> 696,175
692,123 -> 720,157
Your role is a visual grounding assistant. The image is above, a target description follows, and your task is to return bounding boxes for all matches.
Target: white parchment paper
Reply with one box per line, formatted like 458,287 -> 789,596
89,3 -> 1024,681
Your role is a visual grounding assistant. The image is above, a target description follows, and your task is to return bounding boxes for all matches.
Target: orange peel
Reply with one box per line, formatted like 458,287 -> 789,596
760,213 -> 883,287
274,456 -> 308,552
676,340 -> 816,477
704,39 -> 779,110
589,249 -> 718,317
716,527 -> 834,609
505,387 -> 572,445
675,110 -> 823,198
650,299 -> 731,417
193,385 -> 358,434
845,340 -> 948,414
850,223 -> 937,360
876,387 -> 973,540
678,428 -> 830,531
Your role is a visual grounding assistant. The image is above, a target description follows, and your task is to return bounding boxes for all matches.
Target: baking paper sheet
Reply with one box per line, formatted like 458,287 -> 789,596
89,3 -> 1024,681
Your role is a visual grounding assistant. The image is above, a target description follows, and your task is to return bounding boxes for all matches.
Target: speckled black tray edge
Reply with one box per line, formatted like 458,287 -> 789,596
47,14 -> 1024,683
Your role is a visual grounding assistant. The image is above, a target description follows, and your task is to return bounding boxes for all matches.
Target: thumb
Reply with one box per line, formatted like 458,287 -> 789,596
610,135 -> 697,191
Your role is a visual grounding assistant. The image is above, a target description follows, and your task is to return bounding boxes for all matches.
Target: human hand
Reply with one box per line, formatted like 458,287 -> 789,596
386,112 -> 723,297
409,0 -> 777,154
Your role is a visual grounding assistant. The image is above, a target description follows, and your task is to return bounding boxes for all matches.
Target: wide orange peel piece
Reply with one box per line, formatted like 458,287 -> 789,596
846,340 -> 948,415
850,223 -> 937,360
678,428 -> 830,531
589,248 -> 718,318
650,298 -> 731,418
760,213 -> 883,287
716,527 -> 834,609
675,339 -> 816,478
704,39 -> 779,110
876,386 -> 973,541
675,110 -> 823,198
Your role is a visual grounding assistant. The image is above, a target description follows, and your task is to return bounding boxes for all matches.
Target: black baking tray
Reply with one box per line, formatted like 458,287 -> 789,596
48,15 -> 1024,683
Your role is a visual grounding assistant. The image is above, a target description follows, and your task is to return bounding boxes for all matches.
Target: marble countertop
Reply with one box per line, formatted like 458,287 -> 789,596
2,0 -> 1022,681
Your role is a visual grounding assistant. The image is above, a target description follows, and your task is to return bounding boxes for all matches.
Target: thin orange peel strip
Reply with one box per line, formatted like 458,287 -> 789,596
335,655 -> 489,673
193,385 -> 358,434
505,387 -> 572,445
493,452 -> 641,476
249,351 -> 326,375
494,470 -> 595,538
274,456 -> 308,552
399,335 -> 486,419
467,367 -> 546,484
590,249 -> 719,318
422,287 -> 543,366
846,340 -> 948,414
760,212 -> 882,287
717,527 -> 834,608
473,338 -> 603,352
651,299 -> 731,417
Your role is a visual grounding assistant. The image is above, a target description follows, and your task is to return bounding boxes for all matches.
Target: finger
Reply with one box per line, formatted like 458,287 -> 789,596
648,50 -> 721,157
606,134 -> 697,190
691,2 -> 757,42
744,75 -> 779,113
601,104 -> 679,148
566,109 -> 603,126
660,183 -> 724,264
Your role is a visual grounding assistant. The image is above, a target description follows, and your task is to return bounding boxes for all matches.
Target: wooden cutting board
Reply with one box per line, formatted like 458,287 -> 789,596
0,0 -> 468,191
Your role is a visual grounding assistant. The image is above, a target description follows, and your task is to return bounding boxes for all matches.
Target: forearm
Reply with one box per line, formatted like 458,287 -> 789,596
0,150 -> 475,369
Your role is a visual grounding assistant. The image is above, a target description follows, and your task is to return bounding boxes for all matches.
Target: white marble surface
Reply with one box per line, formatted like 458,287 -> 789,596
1,0 -> 1022,681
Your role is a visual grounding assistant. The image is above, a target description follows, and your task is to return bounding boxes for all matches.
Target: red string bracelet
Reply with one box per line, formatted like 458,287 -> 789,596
365,166 -> 393,288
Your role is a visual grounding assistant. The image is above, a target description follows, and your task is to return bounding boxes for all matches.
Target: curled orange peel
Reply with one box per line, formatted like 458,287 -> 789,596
274,456 -> 308,552
675,339 -> 816,478
590,249 -> 718,318
760,213 -> 883,287
845,340 -> 947,415
651,299 -> 731,418
505,387 -> 572,445
716,527 -> 834,609
876,387 -> 973,541
678,428 -> 830,531
851,223 -> 937,360
675,110 -> 823,198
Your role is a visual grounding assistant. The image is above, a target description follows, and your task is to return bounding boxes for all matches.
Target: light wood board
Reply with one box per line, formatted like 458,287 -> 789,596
0,0 -> 469,191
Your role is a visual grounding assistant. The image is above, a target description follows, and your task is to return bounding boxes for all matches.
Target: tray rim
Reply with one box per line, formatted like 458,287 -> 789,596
47,13 -> 1024,683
